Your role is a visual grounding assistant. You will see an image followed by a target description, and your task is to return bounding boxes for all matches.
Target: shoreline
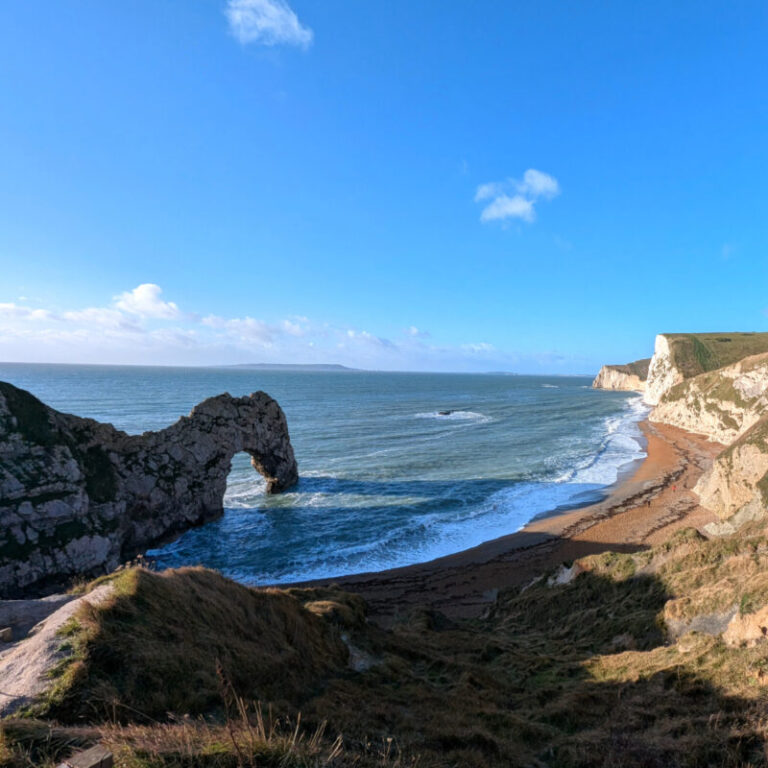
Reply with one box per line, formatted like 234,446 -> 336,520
305,420 -> 723,624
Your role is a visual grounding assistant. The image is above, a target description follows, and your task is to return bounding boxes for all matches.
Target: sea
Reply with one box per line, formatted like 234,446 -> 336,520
0,364 -> 648,585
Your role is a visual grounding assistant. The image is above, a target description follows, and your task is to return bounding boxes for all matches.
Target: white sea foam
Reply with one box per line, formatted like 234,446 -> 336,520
552,395 -> 648,486
414,410 -> 492,423
541,384 -> 559,388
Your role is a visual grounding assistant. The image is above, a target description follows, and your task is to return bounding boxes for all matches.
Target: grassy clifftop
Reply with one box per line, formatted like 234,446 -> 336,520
662,333 -> 768,379
9,527 -> 768,768
605,357 -> 651,379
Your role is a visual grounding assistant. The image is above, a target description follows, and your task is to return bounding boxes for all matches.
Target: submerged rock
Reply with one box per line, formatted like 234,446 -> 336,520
0,382 -> 298,597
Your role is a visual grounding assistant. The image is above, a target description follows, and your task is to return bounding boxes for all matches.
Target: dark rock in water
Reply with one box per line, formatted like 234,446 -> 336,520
438,410 -> 454,416
0,382 -> 298,597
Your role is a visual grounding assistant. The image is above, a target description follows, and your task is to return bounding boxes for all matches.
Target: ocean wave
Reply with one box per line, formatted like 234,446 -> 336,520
414,410 -> 491,423
541,384 -> 559,388
551,395 -> 648,486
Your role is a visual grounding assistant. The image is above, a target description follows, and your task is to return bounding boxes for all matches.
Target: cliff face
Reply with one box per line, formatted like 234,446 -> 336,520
591,358 -> 650,392
693,420 -> 768,534
0,382 -> 298,597
649,353 -> 768,444
643,348 -> 768,534
644,332 -> 768,406
644,335 -> 684,405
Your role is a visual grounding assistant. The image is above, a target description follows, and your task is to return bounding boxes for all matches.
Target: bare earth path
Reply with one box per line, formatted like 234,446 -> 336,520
311,422 -> 723,625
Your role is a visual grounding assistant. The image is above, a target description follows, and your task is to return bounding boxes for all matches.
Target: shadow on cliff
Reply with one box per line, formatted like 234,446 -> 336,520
303,556 -> 768,768
32,545 -> 768,768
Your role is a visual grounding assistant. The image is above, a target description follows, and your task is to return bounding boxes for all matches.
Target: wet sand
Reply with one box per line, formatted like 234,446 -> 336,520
311,421 -> 723,624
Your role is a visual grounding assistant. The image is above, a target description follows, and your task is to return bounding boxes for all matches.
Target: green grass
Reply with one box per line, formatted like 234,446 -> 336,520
604,358 -> 651,380
663,332 -> 768,378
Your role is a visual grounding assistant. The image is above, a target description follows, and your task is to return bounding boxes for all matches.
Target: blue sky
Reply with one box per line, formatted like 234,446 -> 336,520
1,0 -> 767,372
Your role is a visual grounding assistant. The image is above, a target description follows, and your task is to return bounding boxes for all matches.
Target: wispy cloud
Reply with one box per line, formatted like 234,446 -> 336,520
225,0 -> 313,48
202,314 -> 278,345
344,329 -> 396,349
475,169 -> 560,224
461,342 -> 495,353
0,303 -> 51,321
1,283 -> 582,371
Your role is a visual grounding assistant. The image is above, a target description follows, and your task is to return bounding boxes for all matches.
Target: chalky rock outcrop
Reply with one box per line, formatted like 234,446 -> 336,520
644,332 -> 768,405
693,420 -> 768,535
649,352 -> 768,444
592,358 -> 650,392
643,350 -> 768,533
0,382 -> 298,597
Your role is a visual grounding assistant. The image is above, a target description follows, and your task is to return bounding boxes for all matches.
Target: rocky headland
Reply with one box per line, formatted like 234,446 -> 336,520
0,382 -> 298,597
591,357 -> 650,392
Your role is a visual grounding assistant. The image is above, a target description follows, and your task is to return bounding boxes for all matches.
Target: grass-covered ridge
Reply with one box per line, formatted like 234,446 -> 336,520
9,525 -> 768,767
37,567 -> 358,722
663,332 -> 768,379
603,357 -> 651,380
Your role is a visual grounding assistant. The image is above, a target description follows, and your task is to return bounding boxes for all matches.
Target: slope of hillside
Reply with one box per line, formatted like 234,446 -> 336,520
7,532 -> 768,768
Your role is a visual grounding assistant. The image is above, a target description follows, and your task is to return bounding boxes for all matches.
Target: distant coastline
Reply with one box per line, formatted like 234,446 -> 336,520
223,363 -> 361,372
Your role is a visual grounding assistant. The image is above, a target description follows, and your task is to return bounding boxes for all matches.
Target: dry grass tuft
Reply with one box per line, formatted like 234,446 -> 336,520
40,566 -> 351,722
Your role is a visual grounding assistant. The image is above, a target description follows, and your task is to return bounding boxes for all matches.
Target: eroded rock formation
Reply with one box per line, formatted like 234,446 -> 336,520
592,358 -> 650,392
0,382 -> 298,596
645,352 -> 768,534
649,352 -> 768,444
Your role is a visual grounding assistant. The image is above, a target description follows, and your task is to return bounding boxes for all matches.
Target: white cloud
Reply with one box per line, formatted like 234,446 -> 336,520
282,317 -> 309,336
0,303 -> 52,321
345,329 -> 396,349
518,169 -> 560,199
63,307 -> 142,332
474,182 -> 502,202
476,169 -> 560,224
115,283 -> 180,319
0,284 -> 549,371
480,195 -> 535,223
225,0 -> 313,48
202,314 -> 277,345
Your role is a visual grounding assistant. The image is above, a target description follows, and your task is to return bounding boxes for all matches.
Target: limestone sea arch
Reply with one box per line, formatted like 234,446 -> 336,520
0,382 -> 298,597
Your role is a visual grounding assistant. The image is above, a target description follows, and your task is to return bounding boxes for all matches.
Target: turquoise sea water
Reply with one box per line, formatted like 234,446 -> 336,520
0,364 -> 647,585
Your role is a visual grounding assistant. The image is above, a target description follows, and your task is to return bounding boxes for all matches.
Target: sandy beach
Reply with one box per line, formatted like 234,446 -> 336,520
315,421 -> 724,624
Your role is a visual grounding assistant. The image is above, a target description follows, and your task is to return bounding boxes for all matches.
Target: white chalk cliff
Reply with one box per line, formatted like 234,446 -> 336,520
592,358 -> 650,392
644,335 -> 685,405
